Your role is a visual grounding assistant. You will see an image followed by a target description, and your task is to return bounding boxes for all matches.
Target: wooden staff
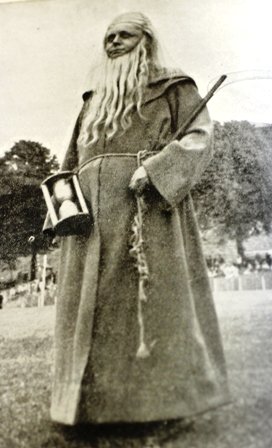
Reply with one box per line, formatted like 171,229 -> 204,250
172,74 -> 227,140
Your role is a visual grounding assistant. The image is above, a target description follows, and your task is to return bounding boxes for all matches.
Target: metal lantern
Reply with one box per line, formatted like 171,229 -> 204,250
41,171 -> 92,236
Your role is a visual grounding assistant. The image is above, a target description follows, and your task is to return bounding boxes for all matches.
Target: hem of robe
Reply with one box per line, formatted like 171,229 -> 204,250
51,383 -> 81,425
51,392 -> 231,425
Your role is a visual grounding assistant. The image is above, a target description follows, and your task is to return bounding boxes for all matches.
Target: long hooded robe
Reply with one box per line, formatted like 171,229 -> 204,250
46,68 -> 230,425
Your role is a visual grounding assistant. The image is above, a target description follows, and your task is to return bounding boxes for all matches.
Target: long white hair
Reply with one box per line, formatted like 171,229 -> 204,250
77,12 -> 161,149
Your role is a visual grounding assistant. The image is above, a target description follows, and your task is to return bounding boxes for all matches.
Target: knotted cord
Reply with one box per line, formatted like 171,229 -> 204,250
129,150 -> 151,359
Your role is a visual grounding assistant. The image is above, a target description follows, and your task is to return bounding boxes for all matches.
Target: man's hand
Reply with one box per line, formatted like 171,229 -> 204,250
129,166 -> 149,196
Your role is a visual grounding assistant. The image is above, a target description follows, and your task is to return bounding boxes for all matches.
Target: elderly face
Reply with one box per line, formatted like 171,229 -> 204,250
104,23 -> 144,59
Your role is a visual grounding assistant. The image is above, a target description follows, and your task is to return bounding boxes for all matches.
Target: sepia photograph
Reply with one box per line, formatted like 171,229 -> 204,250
0,0 -> 272,447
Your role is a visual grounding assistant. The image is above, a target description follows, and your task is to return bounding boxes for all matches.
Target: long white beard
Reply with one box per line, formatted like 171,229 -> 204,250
78,38 -> 149,148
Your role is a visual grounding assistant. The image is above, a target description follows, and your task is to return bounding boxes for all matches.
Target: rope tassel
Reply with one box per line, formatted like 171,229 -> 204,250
129,151 -> 151,359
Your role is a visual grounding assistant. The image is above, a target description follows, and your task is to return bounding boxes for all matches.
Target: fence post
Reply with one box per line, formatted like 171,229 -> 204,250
238,275 -> 242,291
40,254 -> 47,307
261,274 -> 266,290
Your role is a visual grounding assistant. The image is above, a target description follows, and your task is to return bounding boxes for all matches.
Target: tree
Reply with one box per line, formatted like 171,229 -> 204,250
192,121 -> 272,257
0,140 -> 59,278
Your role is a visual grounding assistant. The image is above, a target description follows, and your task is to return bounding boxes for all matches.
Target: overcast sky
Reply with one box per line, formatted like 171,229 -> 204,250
1,0 -> 272,161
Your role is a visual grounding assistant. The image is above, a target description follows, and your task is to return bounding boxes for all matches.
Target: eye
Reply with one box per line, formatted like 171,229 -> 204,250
119,31 -> 133,39
106,34 -> 115,43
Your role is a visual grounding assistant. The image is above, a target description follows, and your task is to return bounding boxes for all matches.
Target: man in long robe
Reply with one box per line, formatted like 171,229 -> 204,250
45,11 -> 230,426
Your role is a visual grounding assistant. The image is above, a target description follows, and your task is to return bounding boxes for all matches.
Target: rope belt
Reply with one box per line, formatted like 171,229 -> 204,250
76,151 -> 158,174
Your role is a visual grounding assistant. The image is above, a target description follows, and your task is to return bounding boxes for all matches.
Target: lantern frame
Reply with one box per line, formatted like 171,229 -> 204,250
41,171 -> 92,236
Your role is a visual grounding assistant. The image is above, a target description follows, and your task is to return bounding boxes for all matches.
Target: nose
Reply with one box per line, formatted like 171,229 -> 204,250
112,34 -> 121,45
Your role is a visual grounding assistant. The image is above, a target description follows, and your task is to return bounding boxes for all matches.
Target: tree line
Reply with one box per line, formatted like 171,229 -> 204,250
0,140 -> 59,280
0,120 -> 271,279
192,121 -> 272,257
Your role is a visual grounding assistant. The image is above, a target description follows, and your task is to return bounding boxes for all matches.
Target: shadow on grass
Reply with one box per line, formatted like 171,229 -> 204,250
43,418 -> 196,448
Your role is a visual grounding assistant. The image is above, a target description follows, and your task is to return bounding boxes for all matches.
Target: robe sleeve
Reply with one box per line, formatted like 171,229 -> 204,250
142,80 -> 213,207
42,107 -> 84,235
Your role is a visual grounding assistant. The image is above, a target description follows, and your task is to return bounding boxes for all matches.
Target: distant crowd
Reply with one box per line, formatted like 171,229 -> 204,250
206,253 -> 272,278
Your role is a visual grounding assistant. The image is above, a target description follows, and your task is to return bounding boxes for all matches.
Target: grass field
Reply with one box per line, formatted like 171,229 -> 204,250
0,291 -> 272,448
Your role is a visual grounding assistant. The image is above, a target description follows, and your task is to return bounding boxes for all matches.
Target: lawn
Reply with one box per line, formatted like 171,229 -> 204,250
0,291 -> 272,448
